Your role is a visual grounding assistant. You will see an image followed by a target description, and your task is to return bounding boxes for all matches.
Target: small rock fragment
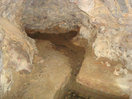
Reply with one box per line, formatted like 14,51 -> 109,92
113,64 -> 128,76
105,61 -> 111,67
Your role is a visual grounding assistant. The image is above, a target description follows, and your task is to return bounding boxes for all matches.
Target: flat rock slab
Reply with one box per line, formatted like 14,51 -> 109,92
77,48 -> 129,99
21,40 -> 71,99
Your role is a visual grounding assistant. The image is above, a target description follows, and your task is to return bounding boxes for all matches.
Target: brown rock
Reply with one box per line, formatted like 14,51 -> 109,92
0,0 -> 37,96
18,40 -> 71,99
77,47 -> 129,99
22,0 -> 90,34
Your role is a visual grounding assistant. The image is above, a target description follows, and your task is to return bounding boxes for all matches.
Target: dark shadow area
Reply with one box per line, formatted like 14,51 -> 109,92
27,31 -> 78,41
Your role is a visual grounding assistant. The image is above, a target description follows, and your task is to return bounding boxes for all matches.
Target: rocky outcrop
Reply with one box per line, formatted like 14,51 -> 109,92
22,0 -> 92,34
75,0 -> 132,71
22,0 -> 79,34
75,0 -> 132,98
1,0 -> 132,98
0,0 -> 37,96
77,47 -> 130,99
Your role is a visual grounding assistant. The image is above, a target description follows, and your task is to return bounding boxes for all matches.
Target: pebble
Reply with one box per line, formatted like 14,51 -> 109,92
105,61 -> 111,67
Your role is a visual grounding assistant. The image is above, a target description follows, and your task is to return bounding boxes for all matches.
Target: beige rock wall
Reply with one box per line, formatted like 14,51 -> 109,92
75,0 -> 132,98
75,0 -> 132,70
0,0 -> 132,98
0,0 -> 37,97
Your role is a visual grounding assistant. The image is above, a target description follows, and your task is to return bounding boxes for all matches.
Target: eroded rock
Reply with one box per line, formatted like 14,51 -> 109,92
75,0 -> 132,71
22,0 -> 80,34
75,0 -> 132,98
0,0 -> 37,96
1,0 -> 132,98
3,40 -> 71,99
77,47 -> 129,99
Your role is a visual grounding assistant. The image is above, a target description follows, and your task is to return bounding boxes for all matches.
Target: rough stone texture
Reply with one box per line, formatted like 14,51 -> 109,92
75,1 -> 132,97
3,40 -> 71,99
1,0 -> 132,98
22,0 -> 91,34
75,0 -> 132,26
22,40 -> 71,99
0,0 -> 37,97
77,47 -> 130,99
75,0 -> 132,70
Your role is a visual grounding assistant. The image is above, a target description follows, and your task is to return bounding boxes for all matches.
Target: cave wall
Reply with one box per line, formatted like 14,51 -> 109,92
0,0 -> 132,98
74,0 -> 132,71
74,0 -> 132,97
21,0 -> 96,34
0,0 -> 37,96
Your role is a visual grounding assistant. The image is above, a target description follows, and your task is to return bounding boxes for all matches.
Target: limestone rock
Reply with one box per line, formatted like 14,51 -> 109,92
10,40 -> 71,99
0,0 -> 37,96
75,1 -> 132,98
75,0 -> 132,71
22,0 -> 90,34
77,48 -> 129,99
